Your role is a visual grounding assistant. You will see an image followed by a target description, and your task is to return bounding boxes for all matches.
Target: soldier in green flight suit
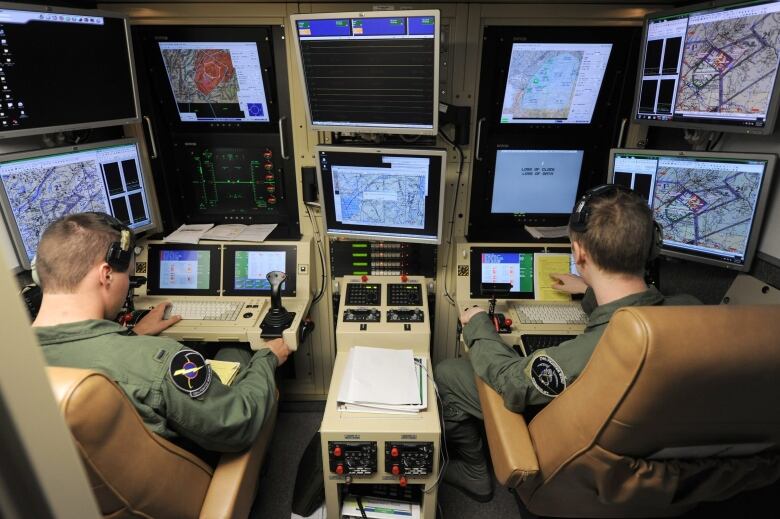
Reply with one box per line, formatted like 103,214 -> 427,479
435,186 -> 699,502
32,212 -> 291,454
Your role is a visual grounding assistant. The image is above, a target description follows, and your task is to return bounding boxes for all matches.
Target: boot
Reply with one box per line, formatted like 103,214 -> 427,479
443,419 -> 493,502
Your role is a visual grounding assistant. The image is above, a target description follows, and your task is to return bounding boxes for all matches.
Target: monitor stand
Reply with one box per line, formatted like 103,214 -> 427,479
260,271 -> 296,338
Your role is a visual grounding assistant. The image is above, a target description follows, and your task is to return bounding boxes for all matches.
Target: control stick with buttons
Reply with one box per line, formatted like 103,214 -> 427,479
260,271 -> 296,338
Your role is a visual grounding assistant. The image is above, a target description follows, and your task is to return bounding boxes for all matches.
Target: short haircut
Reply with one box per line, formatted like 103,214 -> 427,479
569,189 -> 654,276
36,213 -> 134,293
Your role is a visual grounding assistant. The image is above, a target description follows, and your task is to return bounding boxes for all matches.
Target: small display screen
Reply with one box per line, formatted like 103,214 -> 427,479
233,250 -> 286,290
500,43 -> 612,124
480,252 -> 534,293
159,249 -> 212,290
491,150 -> 583,214
159,41 -> 271,123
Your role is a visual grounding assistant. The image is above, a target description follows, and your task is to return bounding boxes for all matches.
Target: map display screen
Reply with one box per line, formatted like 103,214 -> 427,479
491,149 -> 583,214
610,151 -> 774,268
500,43 -> 613,124
233,250 -> 286,290
317,147 -> 446,244
159,41 -> 270,123
0,141 -> 153,264
636,0 -> 780,131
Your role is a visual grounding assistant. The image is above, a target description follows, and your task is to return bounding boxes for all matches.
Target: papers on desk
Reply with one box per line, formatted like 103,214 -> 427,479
207,359 -> 240,386
337,347 -> 427,414
534,253 -> 572,301
201,223 -> 277,242
164,223 -> 214,244
163,223 -> 277,244
342,496 -> 420,519
524,225 -> 569,239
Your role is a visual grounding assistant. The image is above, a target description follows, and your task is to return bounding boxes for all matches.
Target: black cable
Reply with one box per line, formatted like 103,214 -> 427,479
304,203 -> 327,305
356,496 -> 369,519
438,127 -> 464,306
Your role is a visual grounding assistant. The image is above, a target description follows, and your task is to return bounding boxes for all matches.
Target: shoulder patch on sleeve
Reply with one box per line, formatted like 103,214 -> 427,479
169,349 -> 212,398
528,354 -> 567,398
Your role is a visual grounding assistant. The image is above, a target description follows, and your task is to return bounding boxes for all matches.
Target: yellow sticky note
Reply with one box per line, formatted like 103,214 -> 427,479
534,253 -> 572,301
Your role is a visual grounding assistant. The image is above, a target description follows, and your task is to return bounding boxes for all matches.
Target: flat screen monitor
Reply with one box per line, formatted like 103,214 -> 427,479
146,244 -> 220,296
290,10 -> 439,134
316,146 -> 446,244
500,43 -> 612,125
0,139 -> 157,270
490,149 -> 584,214
223,245 -> 297,296
159,41 -> 271,124
0,2 -> 139,138
633,0 -> 780,134
608,148 -> 776,270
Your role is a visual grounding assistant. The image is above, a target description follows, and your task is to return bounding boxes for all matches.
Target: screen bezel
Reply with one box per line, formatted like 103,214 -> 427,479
222,244 -> 297,297
146,243 -> 222,296
631,0 -> 780,135
289,9 -> 440,135
0,138 -> 159,271
0,2 -> 141,139
315,145 -> 447,245
607,148 -> 777,271
469,246 -> 573,300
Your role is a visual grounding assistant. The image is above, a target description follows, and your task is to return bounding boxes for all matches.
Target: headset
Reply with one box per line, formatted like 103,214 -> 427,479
31,212 -> 134,285
569,184 -> 663,262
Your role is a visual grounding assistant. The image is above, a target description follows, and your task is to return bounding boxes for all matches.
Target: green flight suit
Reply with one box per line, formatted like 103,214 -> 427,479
36,320 -> 278,453
435,286 -> 699,422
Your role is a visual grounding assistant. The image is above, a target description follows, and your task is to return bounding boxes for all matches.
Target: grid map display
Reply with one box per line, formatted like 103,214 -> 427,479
676,10 -> 780,116
653,163 -> 763,256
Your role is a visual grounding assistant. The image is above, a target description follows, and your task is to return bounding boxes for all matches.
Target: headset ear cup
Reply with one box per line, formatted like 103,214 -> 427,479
31,255 -> 40,286
649,221 -> 663,261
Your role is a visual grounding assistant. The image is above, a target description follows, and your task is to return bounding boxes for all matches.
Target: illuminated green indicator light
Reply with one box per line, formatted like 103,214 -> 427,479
353,271 -> 369,275
352,262 -> 368,267
352,253 -> 368,258
336,20 -> 348,26
351,243 -> 368,248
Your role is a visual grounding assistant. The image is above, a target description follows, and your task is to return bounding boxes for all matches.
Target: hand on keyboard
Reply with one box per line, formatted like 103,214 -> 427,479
132,302 -> 182,336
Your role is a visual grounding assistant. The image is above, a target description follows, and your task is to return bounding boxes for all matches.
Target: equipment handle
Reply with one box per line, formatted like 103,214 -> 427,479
143,116 -> 158,159
475,117 -> 486,161
278,116 -> 290,160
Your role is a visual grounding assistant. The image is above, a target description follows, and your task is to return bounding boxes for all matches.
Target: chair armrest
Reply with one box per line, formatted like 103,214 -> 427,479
475,376 -> 539,487
200,395 -> 279,519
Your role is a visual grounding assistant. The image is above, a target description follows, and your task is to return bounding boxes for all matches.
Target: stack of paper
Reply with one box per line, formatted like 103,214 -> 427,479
200,223 -> 277,242
337,347 -> 427,414
341,496 -> 420,519
207,359 -> 240,386
524,225 -> 569,239
164,223 -> 214,244
534,253 -> 573,301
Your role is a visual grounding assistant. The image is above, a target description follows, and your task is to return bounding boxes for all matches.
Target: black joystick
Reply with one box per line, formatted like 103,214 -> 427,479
260,271 -> 296,339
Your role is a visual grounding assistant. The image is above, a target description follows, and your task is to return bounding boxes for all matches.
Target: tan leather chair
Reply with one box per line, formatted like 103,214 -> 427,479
47,367 -> 278,519
477,305 -> 780,517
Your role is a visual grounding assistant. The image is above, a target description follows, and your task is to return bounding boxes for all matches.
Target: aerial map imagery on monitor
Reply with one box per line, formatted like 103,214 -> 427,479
652,162 -> 762,256
162,48 -> 240,105
675,8 -> 780,117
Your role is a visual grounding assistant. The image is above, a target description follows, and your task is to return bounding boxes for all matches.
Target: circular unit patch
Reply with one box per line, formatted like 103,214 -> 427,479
169,349 -> 212,398
529,355 -> 567,398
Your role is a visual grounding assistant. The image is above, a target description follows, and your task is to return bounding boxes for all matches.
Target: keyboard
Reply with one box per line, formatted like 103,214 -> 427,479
169,301 -> 244,321
514,303 -> 588,325
521,334 -> 576,355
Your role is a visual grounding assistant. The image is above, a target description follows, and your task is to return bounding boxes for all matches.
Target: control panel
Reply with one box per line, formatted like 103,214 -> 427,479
387,284 -> 423,306
328,441 -> 378,476
385,442 -> 435,477
330,240 -> 437,277
336,276 -> 430,353
343,308 -> 381,323
345,283 -> 382,306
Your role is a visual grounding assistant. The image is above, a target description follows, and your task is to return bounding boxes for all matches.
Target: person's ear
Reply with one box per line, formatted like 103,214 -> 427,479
97,262 -> 113,287
572,241 -> 585,266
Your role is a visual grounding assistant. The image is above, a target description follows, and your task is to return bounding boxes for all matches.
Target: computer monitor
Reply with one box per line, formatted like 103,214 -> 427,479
223,245 -> 297,296
500,43 -> 612,125
608,149 -> 776,270
490,149 -> 584,214
290,10 -> 439,134
0,2 -> 139,138
159,41 -> 271,124
0,139 -> 158,269
316,146 -> 446,244
146,244 -> 221,296
633,0 -> 780,134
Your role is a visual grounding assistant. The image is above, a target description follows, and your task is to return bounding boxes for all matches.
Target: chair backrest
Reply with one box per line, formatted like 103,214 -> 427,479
47,367 -> 213,519
521,305 -> 780,518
